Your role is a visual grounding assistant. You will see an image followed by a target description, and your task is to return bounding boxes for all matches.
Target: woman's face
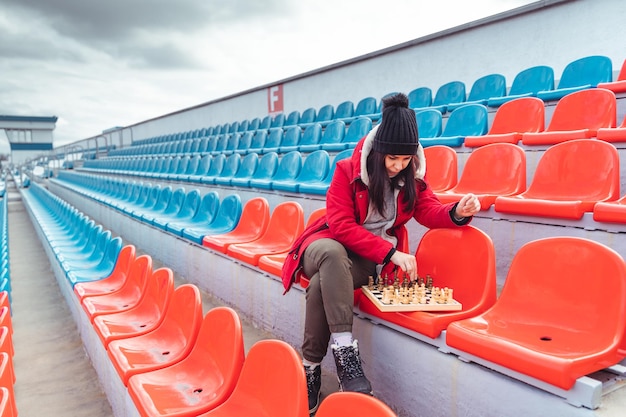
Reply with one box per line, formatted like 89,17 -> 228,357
385,155 -> 412,178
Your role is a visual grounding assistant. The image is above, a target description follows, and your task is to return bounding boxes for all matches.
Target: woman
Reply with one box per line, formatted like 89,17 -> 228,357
281,93 -> 480,414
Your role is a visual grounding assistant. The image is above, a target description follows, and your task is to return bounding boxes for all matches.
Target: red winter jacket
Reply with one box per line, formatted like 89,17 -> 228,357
281,125 -> 469,293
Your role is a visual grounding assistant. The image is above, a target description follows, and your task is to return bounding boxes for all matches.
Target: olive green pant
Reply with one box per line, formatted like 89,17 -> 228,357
302,238 -> 376,363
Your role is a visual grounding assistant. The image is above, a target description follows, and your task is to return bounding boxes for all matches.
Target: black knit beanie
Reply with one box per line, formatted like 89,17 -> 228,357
373,93 -> 419,155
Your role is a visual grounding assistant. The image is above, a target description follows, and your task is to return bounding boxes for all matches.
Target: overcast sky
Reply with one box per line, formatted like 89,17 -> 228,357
0,0 -> 535,153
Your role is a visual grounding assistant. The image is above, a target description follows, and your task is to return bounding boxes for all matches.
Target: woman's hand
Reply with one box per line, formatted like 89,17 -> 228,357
455,193 -> 481,218
390,250 -> 418,281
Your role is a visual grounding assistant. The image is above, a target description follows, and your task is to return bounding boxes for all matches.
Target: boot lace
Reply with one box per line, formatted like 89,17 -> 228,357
334,345 -> 365,380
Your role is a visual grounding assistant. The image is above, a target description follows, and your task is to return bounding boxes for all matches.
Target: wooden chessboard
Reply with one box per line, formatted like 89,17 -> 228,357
361,285 -> 463,312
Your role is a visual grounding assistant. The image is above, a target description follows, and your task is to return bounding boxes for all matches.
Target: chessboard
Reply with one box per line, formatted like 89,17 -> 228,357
361,275 -> 462,312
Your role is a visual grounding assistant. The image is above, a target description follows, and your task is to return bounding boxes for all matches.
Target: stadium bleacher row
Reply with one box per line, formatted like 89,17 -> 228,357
13,53 -> 626,416
0,194 -> 15,417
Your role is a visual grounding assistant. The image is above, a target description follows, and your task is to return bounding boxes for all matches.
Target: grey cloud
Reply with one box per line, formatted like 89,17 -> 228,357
2,0 -> 289,69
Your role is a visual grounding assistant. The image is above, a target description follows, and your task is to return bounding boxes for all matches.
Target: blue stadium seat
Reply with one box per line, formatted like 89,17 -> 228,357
242,152 -> 278,189
283,110 -> 300,128
408,87 -> 433,110
447,73 -> 506,112
137,186 -> 173,223
166,191 -> 220,237
272,150 -> 330,193
222,133 -> 241,156
298,148 -> 353,195
183,194 -> 243,244
333,100 -> 355,122
415,109 -> 443,139
249,151 -> 301,190
259,128 -> 283,154
67,236 -> 124,287
146,187 -> 186,227
430,81 -> 466,113
188,154 -> 212,183
487,65 -> 555,107
299,107 -> 317,125
153,189 -> 201,231
229,153 -> 259,187
537,55 -> 613,101
296,123 -> 322,152
246,130 -> 267,154
213,153 -> 242,186
312,120 -> 346,152
247,117 -> 261,131
420,104 -> 488,147
233,131 -> 253,155
199,154 -> 226,184
277,126 -> 302,153
336,97 -> 379,124
324,117 -> 372,151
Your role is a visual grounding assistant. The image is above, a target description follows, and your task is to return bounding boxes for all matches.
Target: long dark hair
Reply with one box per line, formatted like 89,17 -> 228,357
366,150 -> 426,216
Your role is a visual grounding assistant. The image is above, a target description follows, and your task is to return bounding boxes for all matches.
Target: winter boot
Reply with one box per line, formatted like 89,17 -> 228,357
331,339 -> 373,395
304,364 -> 322,415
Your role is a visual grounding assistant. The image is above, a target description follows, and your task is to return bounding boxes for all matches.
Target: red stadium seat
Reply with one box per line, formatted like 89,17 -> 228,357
494,139 -> 620,220
257,207 -> 326,278
202,197 -> 270,253
315,392 -> 397,417
92,267 -> 174,347
464,97 -> 545,147
73,244 -> 136,301
596,58 -> 626,93
226,201 -> 304,266
521,89 -> 616,146
197,339 -> 308,417
435,143 -> 526,210
357,225 -> 496,339
127,307 -> 245,417
81,255 -> 153,322
446,237 -> 626,390
423,145 -> 458,192
107,284 -> 204,386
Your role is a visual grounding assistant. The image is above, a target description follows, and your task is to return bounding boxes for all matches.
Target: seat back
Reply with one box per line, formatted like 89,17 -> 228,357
205,154 -> 226,177
408,87 -> 432,109
205,194 -> 243,233
191,191 -> 221,224
343,117 -> 372,146
212,134 -> 230,154
295,150 -> 330,184
270,113 -> 285,129
251,152 -> 279,181
441,104 -> 488,137
315,392 -> 397,417
319,120 -> 346,145
235,131 -> 253,152
134,267 -> 174,323
255,201 -> 304,247
467,73 -> 506,101
423,145 -> 457,192
315,104 -> 334,123
433,81 -> 466,107
193,155 -> 211,177
249,130 -> 267,151
176,189 -> 201,220
218,339 -> 308,417
263,128 -> 284,150
298,123 -> 322,147
270,151 -> 302,183
416,225 -> 496,314
416,109 -> 443,138
202,197 -> 271,252
149,186 -> 173,213
258,115 -> 272,130
216,153 -> 241,179
184,154 -> 200,175
232,153 -> 259,180
284,110 -> 300,127
300,107 -> 316,124
160,187 -> 186,216
556,55 -> 613,89
498,237 -> 626,350
280,126 -> 302,149
451,143 -> 526,196
488,97 -> 545,135
354,97 -> 377,116
525,139 -> 620,202
334,100 -> 355,120
546,88 -> 616,132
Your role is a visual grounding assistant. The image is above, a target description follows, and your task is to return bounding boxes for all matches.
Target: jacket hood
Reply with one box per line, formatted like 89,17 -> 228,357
358,124 -> 427,186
